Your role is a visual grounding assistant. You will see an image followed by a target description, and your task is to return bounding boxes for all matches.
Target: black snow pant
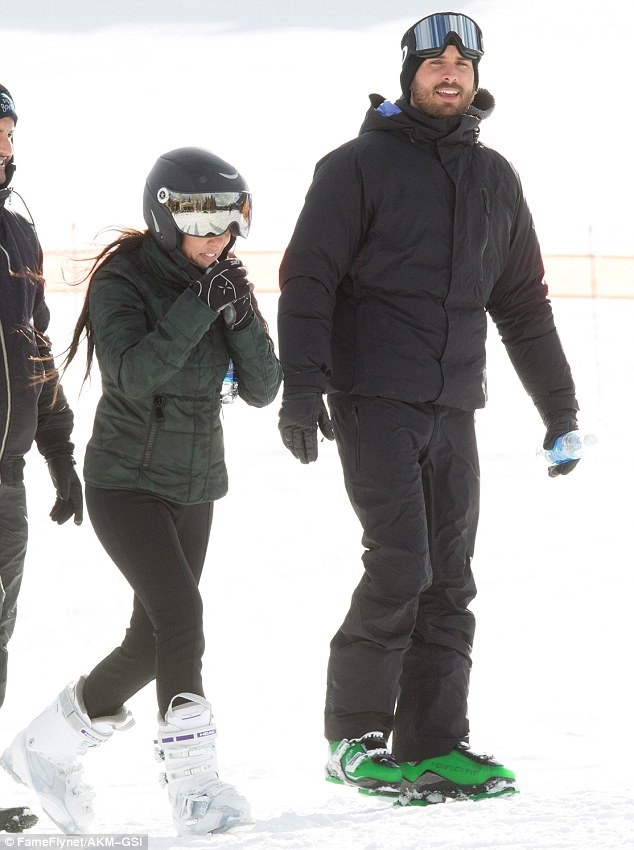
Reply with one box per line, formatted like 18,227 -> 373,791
326,394 -> 479,762
82,485 -> 213,720
0,479 -> 28,709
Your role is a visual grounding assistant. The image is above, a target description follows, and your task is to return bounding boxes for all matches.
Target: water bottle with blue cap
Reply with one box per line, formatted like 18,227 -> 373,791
541,430 -> 597,465
220,359 -> 238,404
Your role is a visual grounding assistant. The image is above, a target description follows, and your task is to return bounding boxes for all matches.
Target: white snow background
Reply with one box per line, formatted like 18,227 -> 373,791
2,0 -> 634,256
2,1 -> 634,848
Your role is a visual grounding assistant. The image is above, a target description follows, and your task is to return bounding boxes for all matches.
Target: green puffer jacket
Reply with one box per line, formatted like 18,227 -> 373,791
83,236 -> 282,504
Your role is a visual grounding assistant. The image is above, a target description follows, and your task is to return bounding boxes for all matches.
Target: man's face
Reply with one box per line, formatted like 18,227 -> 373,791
0,117 -> 15,186
409,44 -> 475,118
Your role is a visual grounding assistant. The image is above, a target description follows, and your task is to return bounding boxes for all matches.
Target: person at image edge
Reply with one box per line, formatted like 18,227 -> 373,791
0,83 -> 83,834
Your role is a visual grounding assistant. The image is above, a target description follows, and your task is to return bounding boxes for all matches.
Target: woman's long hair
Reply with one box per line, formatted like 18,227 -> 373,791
60,228 -> 145,388
60,228 -> 274,389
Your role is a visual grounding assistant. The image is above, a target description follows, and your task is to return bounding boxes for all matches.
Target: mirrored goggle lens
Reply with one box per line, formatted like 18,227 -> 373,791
157,189 -> 252,237
410,13 -> 483,59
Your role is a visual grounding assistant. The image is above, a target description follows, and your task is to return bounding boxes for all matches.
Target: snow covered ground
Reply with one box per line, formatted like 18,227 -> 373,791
1,290 -> 632,849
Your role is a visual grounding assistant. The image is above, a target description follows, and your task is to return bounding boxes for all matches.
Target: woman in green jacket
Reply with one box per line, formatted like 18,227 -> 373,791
2,148 -> 282,837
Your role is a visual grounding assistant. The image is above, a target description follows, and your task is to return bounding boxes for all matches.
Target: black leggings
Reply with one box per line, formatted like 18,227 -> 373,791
82,485 -> 213,719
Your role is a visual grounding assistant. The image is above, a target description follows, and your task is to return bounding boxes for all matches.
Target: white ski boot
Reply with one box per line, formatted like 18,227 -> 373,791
1,677 -> 133,833
156,693 -> 252,836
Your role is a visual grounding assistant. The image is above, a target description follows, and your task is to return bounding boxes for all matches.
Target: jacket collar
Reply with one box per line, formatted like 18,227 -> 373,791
141,233 -> 195,288
360,89 -> 495,146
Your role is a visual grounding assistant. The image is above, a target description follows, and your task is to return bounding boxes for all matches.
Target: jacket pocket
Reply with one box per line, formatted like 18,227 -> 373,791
142,395 -> 165,469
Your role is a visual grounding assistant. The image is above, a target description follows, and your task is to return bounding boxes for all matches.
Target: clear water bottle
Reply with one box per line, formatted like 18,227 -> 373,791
543,430 -> 597,465
220,359 -> 238,404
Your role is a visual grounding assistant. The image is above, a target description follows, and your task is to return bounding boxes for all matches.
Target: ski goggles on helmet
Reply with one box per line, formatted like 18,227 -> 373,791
156,188 -> 252,238
402,12 -> 484,61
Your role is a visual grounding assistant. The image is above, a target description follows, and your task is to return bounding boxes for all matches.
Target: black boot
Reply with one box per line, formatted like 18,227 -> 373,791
0,806 -> 38,833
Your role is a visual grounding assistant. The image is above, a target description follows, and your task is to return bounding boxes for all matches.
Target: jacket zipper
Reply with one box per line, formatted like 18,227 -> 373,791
142,395 -> 165,469
479,188 -> 491,285
0,318 -> 11,478
0,243 -> 13,274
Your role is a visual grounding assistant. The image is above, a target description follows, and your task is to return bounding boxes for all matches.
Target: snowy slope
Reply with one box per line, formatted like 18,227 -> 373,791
1,291 -> 632,848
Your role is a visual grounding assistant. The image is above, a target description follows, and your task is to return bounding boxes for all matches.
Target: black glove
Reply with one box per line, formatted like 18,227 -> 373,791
47,455 -> 84,525
222,283 -> 255,331
279,392 -> 335,464
543,409 -> 579,478
190,259 -> 250,314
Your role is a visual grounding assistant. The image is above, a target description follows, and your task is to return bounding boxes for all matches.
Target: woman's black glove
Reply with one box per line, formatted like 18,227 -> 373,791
190,259 -> 250,314
222,283 -> 255,331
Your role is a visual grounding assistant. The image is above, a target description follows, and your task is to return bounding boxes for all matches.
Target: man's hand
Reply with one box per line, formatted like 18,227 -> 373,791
47,455 -> 84,525
190,258 -> 250,313
279,392 -> 335,464
543,409 -> 579,478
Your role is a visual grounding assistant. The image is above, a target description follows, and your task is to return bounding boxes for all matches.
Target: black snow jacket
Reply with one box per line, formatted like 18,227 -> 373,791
278,90 -> 577,418
0,188 -> 74,484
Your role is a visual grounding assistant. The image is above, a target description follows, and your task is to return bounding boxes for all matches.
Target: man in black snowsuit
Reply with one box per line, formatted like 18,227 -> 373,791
277,13 -> 580,804
0,84 -> 83,831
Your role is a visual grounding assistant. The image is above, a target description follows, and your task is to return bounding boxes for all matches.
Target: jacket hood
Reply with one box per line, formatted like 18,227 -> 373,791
359,88 -> 495,145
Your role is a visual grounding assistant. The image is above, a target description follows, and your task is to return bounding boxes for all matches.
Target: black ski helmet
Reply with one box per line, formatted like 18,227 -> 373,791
143,147 -> 251,254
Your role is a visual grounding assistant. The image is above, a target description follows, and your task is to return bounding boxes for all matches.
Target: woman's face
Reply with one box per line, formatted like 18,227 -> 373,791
179,229 -> 232,269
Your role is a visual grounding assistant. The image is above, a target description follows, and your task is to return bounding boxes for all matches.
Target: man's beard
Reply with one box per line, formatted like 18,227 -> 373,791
410,84 -> 475,118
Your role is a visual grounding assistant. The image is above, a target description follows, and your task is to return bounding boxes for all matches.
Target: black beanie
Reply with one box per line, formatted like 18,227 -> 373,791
400,43 -> 480,100
0,85 -> 17,125
0,85 -> 17,190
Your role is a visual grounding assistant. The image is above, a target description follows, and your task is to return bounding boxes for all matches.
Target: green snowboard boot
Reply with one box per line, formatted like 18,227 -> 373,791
326,731 -> 402,795
399,742 -> 517,806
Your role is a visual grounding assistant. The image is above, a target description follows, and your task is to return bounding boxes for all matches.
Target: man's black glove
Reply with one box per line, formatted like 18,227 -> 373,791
190,259 -> 250,314
47,455 -> 84,525
543,409 -> 579,478
279,392 -> 335,464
